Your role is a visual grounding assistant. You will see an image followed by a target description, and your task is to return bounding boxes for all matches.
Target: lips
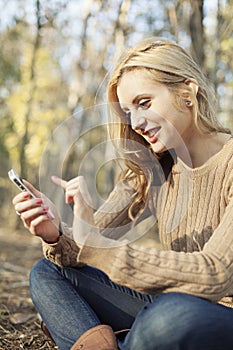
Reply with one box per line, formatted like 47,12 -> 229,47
144,127 -> 161,143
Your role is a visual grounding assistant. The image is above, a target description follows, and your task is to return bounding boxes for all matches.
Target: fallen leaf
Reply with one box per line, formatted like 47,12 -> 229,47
9,312 -> 35,325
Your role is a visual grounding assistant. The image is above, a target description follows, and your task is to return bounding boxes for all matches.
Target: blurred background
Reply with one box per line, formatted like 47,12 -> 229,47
0,0 -> 232,228
0,1 -> 232,347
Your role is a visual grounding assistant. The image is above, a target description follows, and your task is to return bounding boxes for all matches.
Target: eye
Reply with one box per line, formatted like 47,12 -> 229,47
138,99 -> 151,109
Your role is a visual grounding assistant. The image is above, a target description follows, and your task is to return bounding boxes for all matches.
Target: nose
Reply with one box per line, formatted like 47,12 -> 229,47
130,111 -> 146,132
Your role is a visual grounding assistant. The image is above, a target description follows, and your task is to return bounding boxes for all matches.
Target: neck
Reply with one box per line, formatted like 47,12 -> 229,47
177,130 -> 231,168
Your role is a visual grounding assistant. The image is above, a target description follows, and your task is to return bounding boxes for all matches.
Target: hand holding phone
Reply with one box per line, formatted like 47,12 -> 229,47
8,169 -> 54,220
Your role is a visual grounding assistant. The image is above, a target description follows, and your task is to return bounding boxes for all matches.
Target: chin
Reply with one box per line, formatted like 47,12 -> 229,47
151,141 -> 167,154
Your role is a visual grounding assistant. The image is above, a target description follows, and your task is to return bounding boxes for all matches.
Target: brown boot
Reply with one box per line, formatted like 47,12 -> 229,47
41,321 -> 54,343
70,324 -> 118,350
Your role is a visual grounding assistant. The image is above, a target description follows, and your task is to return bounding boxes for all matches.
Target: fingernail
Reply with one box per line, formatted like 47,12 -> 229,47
23,192 -> 30,198
42,206 -> 49,211
46,213 -> 51,219
36,199 -> 43,204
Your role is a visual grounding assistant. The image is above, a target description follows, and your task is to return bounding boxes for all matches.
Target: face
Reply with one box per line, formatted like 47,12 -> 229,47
116,70 -> 196,155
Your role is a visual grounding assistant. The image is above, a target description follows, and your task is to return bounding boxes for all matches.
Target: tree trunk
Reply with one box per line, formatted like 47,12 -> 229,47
19,0 -> 41,178
189,0 -> 205,69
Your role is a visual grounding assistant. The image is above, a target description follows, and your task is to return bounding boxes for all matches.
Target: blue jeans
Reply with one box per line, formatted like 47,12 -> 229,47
30,258 -> 233,350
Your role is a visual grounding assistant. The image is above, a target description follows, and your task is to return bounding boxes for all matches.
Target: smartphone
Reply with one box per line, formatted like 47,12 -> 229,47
8,169 -> 54,220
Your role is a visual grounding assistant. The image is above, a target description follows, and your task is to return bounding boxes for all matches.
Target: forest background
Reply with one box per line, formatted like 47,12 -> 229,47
0,0 -> 232,349
0,0 -> 233,228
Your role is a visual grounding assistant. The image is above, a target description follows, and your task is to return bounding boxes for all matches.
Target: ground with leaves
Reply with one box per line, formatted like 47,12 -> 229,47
0,227 -> 58,350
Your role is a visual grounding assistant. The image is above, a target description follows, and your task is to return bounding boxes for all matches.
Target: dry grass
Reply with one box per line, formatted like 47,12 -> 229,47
0,228 -> 58,349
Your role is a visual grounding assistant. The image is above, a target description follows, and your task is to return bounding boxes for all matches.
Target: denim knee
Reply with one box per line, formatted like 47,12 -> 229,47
141,293 -> 202,344
124,293 -> 191,349
122,292 -> 233,350
30,258 -> 58,304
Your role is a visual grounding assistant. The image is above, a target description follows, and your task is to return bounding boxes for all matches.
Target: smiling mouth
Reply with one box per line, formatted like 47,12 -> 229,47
144,127 -> 161,143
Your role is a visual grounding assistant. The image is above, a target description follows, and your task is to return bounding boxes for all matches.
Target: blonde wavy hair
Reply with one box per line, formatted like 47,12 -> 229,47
107,38 -> 231,219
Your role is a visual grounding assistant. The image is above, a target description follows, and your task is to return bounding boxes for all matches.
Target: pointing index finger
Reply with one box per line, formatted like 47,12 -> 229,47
51,176 -> 67,189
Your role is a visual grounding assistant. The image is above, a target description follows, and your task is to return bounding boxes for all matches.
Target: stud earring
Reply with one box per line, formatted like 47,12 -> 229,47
185,99 -> 192,107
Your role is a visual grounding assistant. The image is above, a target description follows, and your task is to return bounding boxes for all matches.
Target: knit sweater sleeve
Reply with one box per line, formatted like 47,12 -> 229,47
78,173 -> 233,303
42,179 -> 137,266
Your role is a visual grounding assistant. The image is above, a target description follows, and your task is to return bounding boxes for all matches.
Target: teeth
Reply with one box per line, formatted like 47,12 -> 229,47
148,129 -> 157,137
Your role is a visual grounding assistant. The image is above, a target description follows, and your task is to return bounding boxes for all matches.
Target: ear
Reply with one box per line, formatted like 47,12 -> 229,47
184,78 -> 199,96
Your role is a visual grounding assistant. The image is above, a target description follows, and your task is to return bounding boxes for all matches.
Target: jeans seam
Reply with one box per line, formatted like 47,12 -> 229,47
60,265 -> 154,304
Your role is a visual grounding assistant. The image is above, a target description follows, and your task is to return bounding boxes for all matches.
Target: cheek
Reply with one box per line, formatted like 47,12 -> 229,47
165,110 -> 190,131
156,115 -> 188,148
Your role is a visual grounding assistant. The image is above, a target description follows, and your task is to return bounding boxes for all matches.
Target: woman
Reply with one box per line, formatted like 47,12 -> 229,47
12,38 -> 233,350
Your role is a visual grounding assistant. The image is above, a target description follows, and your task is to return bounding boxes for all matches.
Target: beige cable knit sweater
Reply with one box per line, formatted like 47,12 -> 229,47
43,137 -> 233,307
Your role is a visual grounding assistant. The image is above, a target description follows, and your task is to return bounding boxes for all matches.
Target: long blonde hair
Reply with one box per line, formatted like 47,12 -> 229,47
107,38 -> 231,219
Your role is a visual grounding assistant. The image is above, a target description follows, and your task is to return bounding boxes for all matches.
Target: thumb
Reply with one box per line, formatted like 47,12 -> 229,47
51,175 -> 67,189
22,180 -> 41,197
